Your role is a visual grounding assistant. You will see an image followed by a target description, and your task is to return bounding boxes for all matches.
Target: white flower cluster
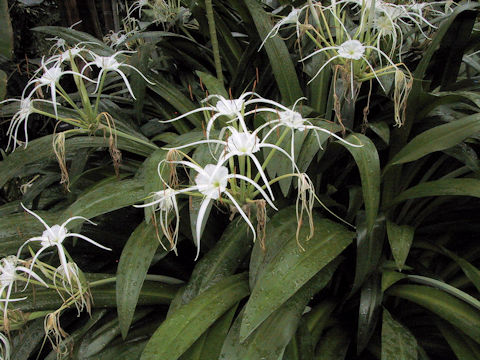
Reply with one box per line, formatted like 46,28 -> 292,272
137,93 -> 361,259
0,205 -> 111,354
260,0 -> 453,126
0,45 -> 152,150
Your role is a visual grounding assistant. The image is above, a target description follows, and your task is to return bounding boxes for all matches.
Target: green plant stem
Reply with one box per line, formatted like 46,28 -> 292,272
253,127 -> 290,184
33,109 -> 83,128
205,0 -> 224,84
94,71 -> 108,115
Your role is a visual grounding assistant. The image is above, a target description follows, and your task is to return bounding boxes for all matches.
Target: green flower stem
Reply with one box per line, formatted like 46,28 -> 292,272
253,127 -> 290,184
33,109 -> 84,128
56,83 -> 86,118
250,173 -> 296,198
94,70 -> 108,116
239,155 -> 246,197
319,7 -> 334,45
70,57 -> 94,120
308,0 -> 322,29
205,0 -> 224,84
228,156 -> 239,193
359,68 -> 397,82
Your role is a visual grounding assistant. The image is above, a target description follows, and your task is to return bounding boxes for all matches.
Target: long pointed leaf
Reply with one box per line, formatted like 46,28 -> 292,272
241,209 -> 354,340
140,273 -> 250,360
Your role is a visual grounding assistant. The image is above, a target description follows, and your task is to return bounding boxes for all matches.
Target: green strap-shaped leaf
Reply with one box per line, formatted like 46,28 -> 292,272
357,273 -> 383,354
0,0 -> 13,59
241,209 -> 354,340
196,70 -> 228,98
388,284 -> 480,343
283,320 -> 315,360
350,213 -> 385,296
61,179 -> 145,223
33,26 -> 110,53
13,280 -> 178,311
440,246 -> 480,293
0,133 -> 153,188
78,308 -> 152,358
391,178 -> 480,205
180,217 -> 253,306
140,273 -> 250,360
381,271 -> 407,293
340,134 -> 380,234
117,221 -> 168,338
305,300 -> 337,347
315,325 -> 350,360
149,74 -> 203,130
0,70 -> 7,101
388,113 -> 480,167
436,319 -> 480,360
412,2 -> 479,81
221,263 -> 339,360
243,0 -> 303,104
407,275 -> 480,311
180,304 -> 238,360
381,308 -> 418,360
386,221 -> 415,271
249,207 -> 301,289
11,319 -> 45,360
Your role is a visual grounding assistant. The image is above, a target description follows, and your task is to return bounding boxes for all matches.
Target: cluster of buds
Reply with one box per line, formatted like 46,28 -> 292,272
136,92 -> 361,258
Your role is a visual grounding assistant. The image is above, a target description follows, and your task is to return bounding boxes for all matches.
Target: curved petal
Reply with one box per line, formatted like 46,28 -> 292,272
248,154 -> 275,200
65,233 -> 112,251
61,216 -> 96,228
226,174 -> 277,210
194,197 -> 211,260
224,191 -> 256,242
162,106 -> 215,124
21,204 -> 52,232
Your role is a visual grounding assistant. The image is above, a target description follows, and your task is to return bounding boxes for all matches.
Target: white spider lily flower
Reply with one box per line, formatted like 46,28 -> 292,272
245,98 -> 362,169
104,29 -> 138,49
0,97 -> 56,150
47,36 -> 67,53
22,59 -> 94,119
134,186 -> 180,252
0,256 -> 47,324
167,127 -> 300,200
83,51 -> 154,99
43,46 -> 89,67
165,161 -> 276,259
18,204 -> 111,283
259,6 -> 306,49
128,0 -> 150,17
0,332 -> 10,360
162,92 -> 282,142
195,164 -> 229,199
337,40 -> 365,60
300,39 -> 399,95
